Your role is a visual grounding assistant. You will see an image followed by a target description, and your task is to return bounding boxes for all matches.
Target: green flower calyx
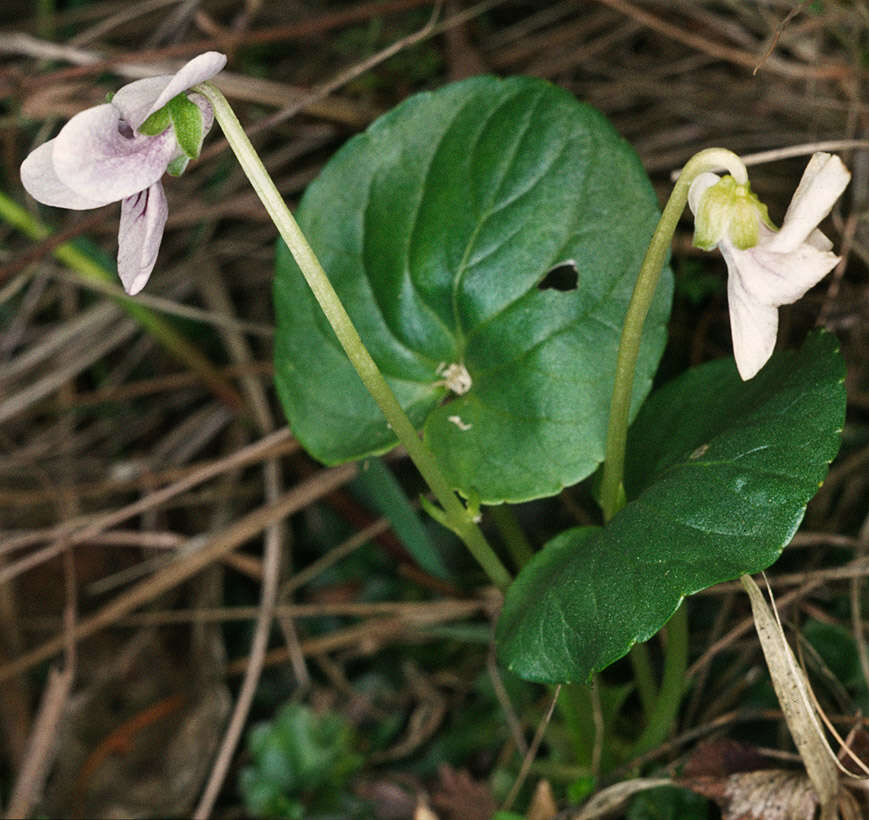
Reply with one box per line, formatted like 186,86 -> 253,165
139,92 -> 206,166
693,175 -> 773,251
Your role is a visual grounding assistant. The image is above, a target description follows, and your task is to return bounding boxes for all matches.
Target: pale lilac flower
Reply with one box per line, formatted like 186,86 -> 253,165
20,51 -> 227,294
688,152 -> 850,380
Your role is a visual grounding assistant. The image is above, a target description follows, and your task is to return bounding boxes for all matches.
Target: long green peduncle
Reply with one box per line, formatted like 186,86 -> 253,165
599,148 -> 748,522
196,81 -> 512,590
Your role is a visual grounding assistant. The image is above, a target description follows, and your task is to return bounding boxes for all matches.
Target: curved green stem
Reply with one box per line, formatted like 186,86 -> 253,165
488,504 -> 534,570
629,642 -> 657,722
599,148 -> 748,522
629,602 -> 689,759
198,82 -> 511,590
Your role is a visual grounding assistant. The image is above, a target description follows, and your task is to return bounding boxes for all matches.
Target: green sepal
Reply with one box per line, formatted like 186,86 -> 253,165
693,176 -> 771,251
168,93 -> 204,160
138,105 -> 171,136
166,155 -> 190,177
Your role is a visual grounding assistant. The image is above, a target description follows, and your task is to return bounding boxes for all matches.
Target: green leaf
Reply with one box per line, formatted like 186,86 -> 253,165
240,702 -> 363,818
168,93 -> 204,159
274,75 -> 671,504
350,457 -> 450,579
496,332 -> 846,683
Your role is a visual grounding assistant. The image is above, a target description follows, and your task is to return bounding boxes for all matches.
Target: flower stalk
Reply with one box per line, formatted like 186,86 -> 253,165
599,148 -> 749,522
195,81 -> 512,590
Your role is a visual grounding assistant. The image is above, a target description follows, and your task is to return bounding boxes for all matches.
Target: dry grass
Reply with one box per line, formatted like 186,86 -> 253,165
1,1 -> 868,817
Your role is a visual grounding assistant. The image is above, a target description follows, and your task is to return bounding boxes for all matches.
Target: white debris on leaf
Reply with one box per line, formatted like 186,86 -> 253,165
436,362 -> 472,395
447,415 -> 472,431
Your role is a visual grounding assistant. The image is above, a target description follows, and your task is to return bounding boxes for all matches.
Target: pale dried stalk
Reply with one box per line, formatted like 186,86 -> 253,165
0,428 -> 297,582
63,598 -> 489,628
741,574 -> 839,815
0,463 -> 356,683
0,318 -> 138,426
192,253 -> 294,818
4,666 -> 72,818
226,601 -> 493,676
571,778 -> 673,819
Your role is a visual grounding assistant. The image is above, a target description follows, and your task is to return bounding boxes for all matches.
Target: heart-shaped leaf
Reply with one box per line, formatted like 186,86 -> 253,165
497,332 -> 846,682
274,75 -> 672,503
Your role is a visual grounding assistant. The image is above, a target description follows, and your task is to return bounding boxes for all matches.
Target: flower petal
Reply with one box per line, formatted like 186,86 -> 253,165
805,227 -> 833,252
117,182 -> 168,294
52,104 -> 176,203
766,153 -> 850,253
731,240 -> 839,307
724,251 -> 779,380
144,52 -> 227,123
20,138 -> 106,209
688,172 -> 720,215
112,77 -> 172,131
111,53 -> 225,131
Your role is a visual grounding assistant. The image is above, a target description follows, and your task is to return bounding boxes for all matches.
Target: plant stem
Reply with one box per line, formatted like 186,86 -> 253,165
629,641 -> 657,721
557,683 -> 597,770
629,603 -> 689,759
488,504 -> 534,570
599,148 -> 748,522
197,81 -> 511,590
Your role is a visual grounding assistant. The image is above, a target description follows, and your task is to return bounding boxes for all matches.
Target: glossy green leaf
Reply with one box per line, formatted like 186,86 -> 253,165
350,457 -> 450,579
497,332 -> 846,683
274,75 -> 671,504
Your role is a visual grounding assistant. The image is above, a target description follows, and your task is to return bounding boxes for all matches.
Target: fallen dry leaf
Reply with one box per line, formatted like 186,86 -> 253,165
430,764 -> 497,820
683,738 -> 772,778
681,768 -> 818,819
527,778 -> 558,820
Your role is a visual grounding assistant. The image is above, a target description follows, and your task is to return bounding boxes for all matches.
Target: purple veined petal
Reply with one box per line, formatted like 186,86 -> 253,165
20,138 -> 107,209
112,76 -> 173,131
117,181 -> 168,294
143,52 -> 227,122
766,153 -> 850,253
725,255 -> 779,381
52,104 -> 177,204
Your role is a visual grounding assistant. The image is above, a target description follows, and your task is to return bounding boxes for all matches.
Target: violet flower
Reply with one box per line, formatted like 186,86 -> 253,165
688,152 -> 850,380
20,51 -> 227,294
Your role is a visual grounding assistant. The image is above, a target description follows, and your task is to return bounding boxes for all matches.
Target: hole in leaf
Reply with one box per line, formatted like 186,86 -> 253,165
538,260 -> 578,291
